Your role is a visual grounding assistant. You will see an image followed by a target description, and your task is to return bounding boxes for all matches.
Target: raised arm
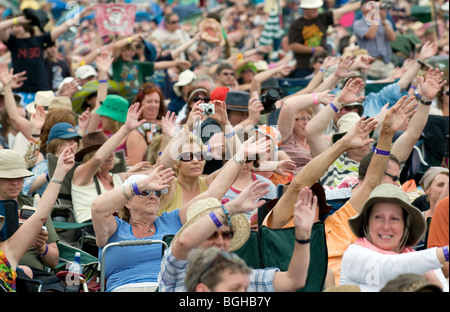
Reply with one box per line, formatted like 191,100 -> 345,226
332,1 -> 361,22
349,96 -> 417,211
73,103 -> 145,186
306,77 -> 366,157
50,6 -> 94,42
268,116 -> 378,228
91,166 -> 175,247
1,144 -> 76,270
391,68 -> 447,162
0,63 -> 32,139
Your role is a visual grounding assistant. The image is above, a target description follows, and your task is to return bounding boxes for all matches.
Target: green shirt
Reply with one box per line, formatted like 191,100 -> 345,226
112,58 -> 155,103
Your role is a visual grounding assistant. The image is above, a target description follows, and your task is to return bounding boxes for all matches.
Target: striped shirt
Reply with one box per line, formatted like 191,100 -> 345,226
158,246 -> 279,292
320,153 -> 359,189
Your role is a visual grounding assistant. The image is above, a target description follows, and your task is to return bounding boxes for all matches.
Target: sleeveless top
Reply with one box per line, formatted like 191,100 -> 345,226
157,177 -> 208,216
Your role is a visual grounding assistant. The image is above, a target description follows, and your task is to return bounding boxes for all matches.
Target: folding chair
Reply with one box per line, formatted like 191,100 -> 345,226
99,239 -> 168,292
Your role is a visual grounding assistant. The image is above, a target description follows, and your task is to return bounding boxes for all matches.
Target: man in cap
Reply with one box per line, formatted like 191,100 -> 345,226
0,149 -> 62,288
288,0 -> 361,78
158,180 -> 317,292
75,65 -> 97,87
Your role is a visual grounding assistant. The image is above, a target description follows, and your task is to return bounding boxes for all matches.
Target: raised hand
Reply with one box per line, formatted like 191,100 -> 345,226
161,111 -> 179,138
382,95 -> 417,133
30,105 -> 46,135
338,77 -> 365,104
293,187 -> 317,240
125,102 -> 146,131
0,62 -> 13,86
341,116 -> 378,149
209,100 -> 229,126
316,89 -> 336,105
55,143 -> 77,176
241,136 -> 271,161
334,55 -> 357,79
12,70 -> 27,89
227,180 -> 271,216
418,41 -> 438,62
140,165 -> 175,192
417,67 -> 447,101
96,50 -> 114,74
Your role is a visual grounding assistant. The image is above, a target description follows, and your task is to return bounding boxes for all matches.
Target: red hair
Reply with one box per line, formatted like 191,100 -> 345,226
133,83 -> 166,120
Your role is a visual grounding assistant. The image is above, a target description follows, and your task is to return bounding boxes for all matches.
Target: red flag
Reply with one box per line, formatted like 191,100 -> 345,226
96,4 -> 136,37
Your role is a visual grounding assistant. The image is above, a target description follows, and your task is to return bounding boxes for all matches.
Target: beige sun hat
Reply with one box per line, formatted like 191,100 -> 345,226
173,198 -> 250,252
299,0 -> 324,9
332,112 -> 360,143
348,184 -> 427,248
0,149 -> 34,179
25,91 -> 55,114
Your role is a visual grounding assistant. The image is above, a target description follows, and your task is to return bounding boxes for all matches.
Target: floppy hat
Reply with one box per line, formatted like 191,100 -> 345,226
49,96 -> 73,111
95,94 -> 129,123
237,62 -> 257,76
173,70 -> 197,97
47,122 -> 82,144
25,91 -> 55,114
173,198 -> 250,252
0,149 -> 34,179
224,91 -> 250,112
0,91 -> 22,104
187,88 -> 209,103
74,131 -> 109,162
348,184 -> 427,248
75,65 -> 97,80
332,112 -> 360,143
419,167 -> 449,190
299,0 -> 324,9
380,273 -> 442,292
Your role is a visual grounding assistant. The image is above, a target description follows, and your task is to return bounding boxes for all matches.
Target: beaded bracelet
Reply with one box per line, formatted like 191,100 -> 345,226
220,205 -> 232,228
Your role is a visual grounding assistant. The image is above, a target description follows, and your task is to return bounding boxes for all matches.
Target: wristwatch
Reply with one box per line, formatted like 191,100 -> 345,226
414,93 -> 432,106
232,154 -> 244,165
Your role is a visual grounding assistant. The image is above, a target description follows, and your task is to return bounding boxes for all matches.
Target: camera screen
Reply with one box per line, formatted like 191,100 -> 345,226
20,208 -> 35,220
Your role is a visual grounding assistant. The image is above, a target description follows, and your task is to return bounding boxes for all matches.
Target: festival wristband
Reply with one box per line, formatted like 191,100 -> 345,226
311,47 -> 315,54
329,102 -> 339,113
209,211 -> 223,229
443,246 -> 449,262
312,94 -> 318,105
98,79 -> 108,83
132,182 -> 142,195
224,130 -> 236,138
39,244 -> 49,257
373,147 -> 390,156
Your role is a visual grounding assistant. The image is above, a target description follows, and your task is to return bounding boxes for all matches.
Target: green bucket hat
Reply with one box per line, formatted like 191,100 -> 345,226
348,184 -> 427,248
96,94 -> 129,123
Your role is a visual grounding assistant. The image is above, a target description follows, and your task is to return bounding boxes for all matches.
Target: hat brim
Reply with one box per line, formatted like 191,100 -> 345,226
226,105 -> 248,112
0,169 -> 34,179
95,106 -> 127,123
74,144 -> 103,162
300,1 -> 323,9
173,199 -> 250,252
349,195 -> 426,247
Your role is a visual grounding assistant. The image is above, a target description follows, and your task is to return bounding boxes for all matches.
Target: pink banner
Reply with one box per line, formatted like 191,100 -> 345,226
96,4 -> 136,37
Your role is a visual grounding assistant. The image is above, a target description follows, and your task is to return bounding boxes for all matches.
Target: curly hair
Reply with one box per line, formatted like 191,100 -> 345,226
133,82 -> 166,120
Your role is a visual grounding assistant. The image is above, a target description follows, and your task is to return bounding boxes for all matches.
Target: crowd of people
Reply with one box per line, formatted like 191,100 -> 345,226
0,0 -> 449,294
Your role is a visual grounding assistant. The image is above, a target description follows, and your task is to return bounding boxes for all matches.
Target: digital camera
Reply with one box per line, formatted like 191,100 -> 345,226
260,88 -> 281,114
199,103 -> 215,115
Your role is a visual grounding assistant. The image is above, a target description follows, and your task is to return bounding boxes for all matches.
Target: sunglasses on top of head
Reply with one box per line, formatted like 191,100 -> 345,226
178,151 -> 206,162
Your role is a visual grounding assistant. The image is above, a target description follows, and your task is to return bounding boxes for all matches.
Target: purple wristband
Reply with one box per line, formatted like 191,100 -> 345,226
443,246 -> 449,262
311,47 -> 315,54
132,182 -> 142,195
373,147 -> 390,156
209,211 -> 222,229
329,102 -> 339,113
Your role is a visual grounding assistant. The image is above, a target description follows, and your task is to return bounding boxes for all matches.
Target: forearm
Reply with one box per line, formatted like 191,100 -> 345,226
364,24 -> 379,40
2,85 -> 31,138
384,23 -> 397,42
397,61 -> 421,91
333,1 -> 361,21
289,42 -> 314,54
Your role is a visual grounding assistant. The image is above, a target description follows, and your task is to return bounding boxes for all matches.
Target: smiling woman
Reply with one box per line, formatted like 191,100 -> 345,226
125,83 -> 166,166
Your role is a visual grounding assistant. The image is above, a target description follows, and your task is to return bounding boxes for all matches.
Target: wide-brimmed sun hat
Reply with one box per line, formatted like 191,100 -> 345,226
348,184 -> 427,248
299,0 -> 324,9
0,149 -> 34,179
173,198 -> 250,252
74,131 -> 109,162
95,94 -> 129,123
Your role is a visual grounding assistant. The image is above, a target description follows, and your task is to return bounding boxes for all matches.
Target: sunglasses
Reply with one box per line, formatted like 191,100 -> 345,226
139,190 -> 162,199
193,97 -> 210,103
178,151 -> 206,162
197,250 -> 239,284
207,230 -> 234,241
384,171 -> 400,183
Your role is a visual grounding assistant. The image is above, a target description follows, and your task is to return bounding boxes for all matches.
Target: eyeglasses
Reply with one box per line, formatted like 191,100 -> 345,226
193,97 -> 210,103
221,72 -> 235,76
139,190 -> 162,199
197,250 -> 238,284
178,151 -> 206,162
167,20 -> 179,24
384,171 -> 400,183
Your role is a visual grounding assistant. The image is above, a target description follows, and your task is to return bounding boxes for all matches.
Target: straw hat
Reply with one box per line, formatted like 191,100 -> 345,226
26,91 -> 55,114
348,184 -> 427,248
0,149 -> 34,179
173,198 -> 250,252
